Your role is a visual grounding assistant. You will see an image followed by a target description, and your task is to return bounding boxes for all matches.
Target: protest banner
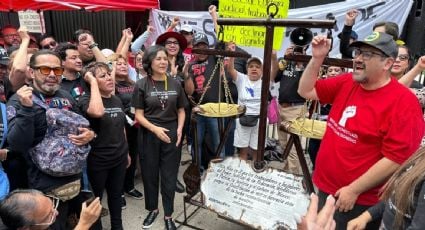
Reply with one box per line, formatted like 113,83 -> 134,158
150,0 -> 412,58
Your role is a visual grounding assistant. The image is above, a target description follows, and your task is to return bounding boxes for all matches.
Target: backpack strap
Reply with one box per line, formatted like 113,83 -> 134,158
0,103 -> 7,149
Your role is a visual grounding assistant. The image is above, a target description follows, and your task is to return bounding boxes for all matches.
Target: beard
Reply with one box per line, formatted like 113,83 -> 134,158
353,73 -> 368,83
34,77 -> 60,95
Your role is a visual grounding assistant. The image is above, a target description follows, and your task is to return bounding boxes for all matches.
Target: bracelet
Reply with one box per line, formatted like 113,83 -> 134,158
89,43 -> 98,49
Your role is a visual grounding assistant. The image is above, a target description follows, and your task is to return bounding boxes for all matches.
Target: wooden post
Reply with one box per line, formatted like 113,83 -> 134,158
216,17 -> 335,170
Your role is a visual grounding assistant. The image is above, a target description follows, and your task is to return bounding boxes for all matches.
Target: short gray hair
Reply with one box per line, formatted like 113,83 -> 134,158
0,189 -> 44,229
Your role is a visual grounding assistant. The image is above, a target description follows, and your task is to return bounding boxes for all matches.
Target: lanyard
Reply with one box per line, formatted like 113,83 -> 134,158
150,75 -> 168,110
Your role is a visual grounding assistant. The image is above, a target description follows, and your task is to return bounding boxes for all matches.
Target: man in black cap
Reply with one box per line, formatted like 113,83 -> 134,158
184,32 -> 226,169
298,32 -> 424,229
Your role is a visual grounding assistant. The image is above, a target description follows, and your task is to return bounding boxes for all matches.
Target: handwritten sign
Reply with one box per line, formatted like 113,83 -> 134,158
18,10 -> 44,33
201,157 -> 310,230
218,0 -> 290,50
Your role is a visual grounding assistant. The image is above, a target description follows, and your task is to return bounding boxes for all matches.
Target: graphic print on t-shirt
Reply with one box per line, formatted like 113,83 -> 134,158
105,107 -> 123,118
338,106 -> 356,127
44,97 -> 73,110
191,63 -> 207,94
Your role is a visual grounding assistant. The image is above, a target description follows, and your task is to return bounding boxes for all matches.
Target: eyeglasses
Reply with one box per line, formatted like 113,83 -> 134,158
136,58 -> 143,62
3,34 -> 19,38
397,54 -> 409,61
42,41 -> 57,49
165,41 -> 179,46
352,48 -> 388,60
32,195 -> 60,227
33,66 -> 64,76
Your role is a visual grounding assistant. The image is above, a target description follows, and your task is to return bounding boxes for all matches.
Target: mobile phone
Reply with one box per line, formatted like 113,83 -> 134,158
81,190 -> 95,205
85,196 -> 95,205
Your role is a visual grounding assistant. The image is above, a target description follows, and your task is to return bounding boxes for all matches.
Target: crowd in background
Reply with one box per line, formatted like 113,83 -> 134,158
0,5 -> 425,230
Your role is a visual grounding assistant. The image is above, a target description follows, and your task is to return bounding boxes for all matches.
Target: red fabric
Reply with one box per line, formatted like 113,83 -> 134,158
0,0 -> 158,12
313,73 -> 425,206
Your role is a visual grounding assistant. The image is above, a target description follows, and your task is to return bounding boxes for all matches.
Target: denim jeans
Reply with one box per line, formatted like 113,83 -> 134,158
193,115 -> 225,170
224,117 -> 236,157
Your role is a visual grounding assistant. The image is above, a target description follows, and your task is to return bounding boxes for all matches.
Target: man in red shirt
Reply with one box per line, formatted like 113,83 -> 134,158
298,32 -> 425,229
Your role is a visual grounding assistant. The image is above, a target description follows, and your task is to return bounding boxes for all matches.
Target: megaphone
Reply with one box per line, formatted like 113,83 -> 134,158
290,28 -> 313,51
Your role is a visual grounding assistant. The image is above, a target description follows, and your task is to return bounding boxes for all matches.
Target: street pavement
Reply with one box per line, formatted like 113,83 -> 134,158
100,147 -> 252,230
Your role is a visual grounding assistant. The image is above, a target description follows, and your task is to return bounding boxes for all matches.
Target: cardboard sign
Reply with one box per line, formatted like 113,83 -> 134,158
201,157 -> 310,230
218,0 -> 290,50
18,10 -> 44,33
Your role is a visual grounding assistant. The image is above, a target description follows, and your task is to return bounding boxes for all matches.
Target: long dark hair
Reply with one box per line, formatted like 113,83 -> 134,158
381,146 -> 425,229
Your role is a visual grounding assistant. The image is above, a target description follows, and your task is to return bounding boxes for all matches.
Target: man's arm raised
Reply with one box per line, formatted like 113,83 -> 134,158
297,35 -> 331,100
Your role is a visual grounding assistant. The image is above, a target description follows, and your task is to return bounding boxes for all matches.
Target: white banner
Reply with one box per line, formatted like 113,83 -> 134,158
150,0 -> 413,58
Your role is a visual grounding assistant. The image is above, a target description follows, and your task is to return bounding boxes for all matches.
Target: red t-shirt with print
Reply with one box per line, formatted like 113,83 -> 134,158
313,73 -> 424,206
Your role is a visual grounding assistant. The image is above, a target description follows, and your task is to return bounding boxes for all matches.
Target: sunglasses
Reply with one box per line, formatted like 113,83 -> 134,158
397,54 -> 409,61
42,41 -> 57,49
33,65 -> 64,76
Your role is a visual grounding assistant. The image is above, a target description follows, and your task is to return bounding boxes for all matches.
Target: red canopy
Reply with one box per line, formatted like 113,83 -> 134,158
0,0 -> 158,12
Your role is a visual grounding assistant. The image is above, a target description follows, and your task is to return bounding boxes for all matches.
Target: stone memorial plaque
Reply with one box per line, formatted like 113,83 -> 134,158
201,157 -> 310,230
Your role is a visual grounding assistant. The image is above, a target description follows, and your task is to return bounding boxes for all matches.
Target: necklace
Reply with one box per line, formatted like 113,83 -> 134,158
150,75 -> 168,110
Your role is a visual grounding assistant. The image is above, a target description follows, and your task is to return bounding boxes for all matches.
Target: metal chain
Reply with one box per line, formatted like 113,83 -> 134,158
196,57 -> 221,106
220,60 -> 234,105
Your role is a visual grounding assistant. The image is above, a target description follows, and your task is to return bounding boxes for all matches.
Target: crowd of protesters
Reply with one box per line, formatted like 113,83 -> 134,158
0,4 -> 425,230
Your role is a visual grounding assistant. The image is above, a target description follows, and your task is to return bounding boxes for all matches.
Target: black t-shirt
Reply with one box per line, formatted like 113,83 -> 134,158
275,61 -> 306,104
60,75 -> 90,101
188,56 -> 224,104
115,80 -> 135,116
78,95 -> 128,170
132,75 -> 188,125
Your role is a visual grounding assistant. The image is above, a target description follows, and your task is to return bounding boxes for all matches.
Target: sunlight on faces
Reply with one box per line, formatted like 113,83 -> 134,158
326,66 -> 343,78
164,37 -> 180,56
135,52 -> 144,71
40,37 -> 57,50
247,61 -> 262,81
391,47 -> 409,77
77,33 -> 95,61
31,54 -> 62,95
64,49 -> 82,72
151,50 -> 169,76
352,47 -> 390,83
115,57 -> 128,76
2,28 -> 21,47
94,66 -> 114,94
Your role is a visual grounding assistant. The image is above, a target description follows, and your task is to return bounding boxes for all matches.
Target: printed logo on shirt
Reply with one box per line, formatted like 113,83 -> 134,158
245,87 -> 254,97
338,106 -> 356,127
328,117 -> 358,144
71,86 -> 85,99
45,97 -> 73,110
116,86 -> 135,94
105,107 -> 123,118
191,63 -> 207,94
